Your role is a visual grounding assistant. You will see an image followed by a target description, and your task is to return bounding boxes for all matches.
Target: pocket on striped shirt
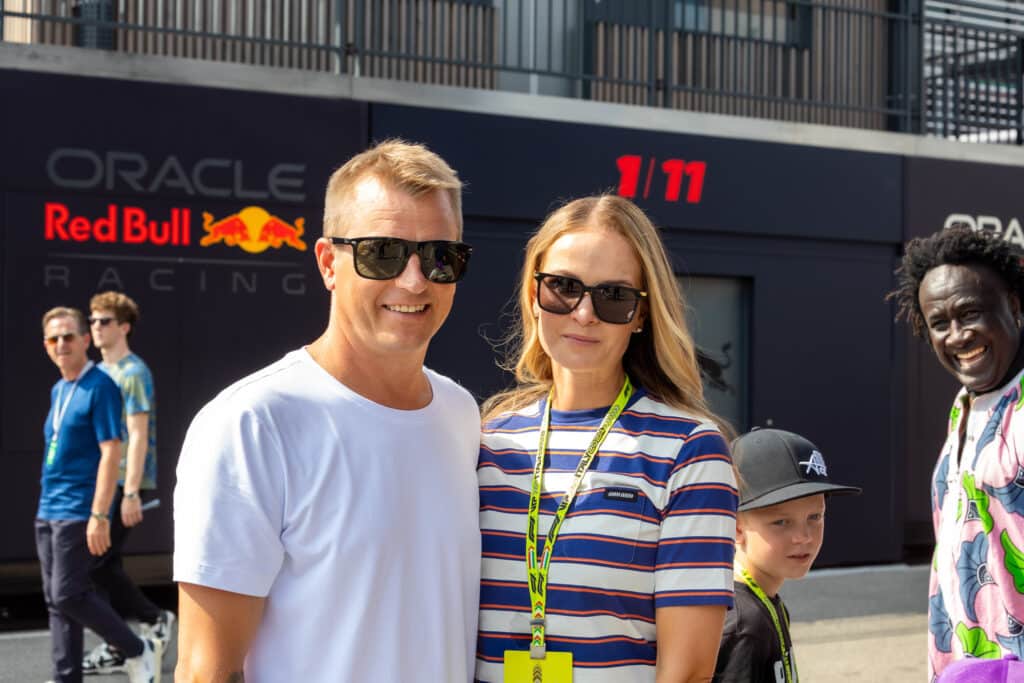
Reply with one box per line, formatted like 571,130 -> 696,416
557,487 -> 652,567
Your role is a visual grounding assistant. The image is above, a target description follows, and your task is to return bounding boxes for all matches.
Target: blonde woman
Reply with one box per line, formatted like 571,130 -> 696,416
477,195 -> 738,682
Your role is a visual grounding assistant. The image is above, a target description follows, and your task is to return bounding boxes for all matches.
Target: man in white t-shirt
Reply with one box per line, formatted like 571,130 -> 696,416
172,139 -> 482,683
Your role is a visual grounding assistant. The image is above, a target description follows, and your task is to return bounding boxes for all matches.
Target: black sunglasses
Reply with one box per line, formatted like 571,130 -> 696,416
329,236 -> 472,284
534,272 -> 647,325
44,333 -> 79,346
88,316 -> 115,327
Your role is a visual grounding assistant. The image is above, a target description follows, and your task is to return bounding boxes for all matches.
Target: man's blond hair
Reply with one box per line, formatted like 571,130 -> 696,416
322,139 -> 463,237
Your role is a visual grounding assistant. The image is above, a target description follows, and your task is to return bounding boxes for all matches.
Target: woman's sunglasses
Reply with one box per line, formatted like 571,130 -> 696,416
534,272 -> 647,325
329,236 -> 472,284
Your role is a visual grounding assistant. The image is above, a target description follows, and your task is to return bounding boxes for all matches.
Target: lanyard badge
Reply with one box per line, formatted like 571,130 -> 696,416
503,376 -> 634,682
740,567 -> 797,683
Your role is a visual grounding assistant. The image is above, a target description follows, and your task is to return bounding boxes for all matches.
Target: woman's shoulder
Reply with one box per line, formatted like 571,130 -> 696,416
482,399 -> 544,433
627,391 -> 725,440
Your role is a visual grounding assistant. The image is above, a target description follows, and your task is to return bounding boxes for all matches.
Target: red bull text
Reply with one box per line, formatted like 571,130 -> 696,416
45,202 -> 191,245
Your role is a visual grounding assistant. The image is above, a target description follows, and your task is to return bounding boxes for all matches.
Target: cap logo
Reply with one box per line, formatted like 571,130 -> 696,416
800,450 -> 828,476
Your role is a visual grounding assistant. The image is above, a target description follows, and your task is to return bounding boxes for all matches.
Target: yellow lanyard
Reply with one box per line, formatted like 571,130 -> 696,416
525,376 -> 633,659
740,567 -> 796,683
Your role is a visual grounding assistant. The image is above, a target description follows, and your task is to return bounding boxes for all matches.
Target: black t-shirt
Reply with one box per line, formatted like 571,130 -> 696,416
714,581 -> 796,683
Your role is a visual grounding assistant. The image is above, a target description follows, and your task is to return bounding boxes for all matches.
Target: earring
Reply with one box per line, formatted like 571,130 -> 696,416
633,328 -> 642,334
1017,318 -> 1022,329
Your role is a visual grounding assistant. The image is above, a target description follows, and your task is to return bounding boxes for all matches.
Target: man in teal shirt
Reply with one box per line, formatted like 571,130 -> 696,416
82,292 -> 172,676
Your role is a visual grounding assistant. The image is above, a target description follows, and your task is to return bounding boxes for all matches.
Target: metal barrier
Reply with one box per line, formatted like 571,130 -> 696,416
923,0 -> 1024,144
581,0 -> 918,134
1,0 -> 1021,142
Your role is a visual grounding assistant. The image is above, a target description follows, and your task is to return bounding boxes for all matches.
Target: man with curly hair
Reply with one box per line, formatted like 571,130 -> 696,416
891,225 -> 1024,677
81,291 -> 174,676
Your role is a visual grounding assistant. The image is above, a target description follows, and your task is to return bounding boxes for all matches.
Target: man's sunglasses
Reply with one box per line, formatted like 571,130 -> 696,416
534,272 -> 647,325
44,333 -> 79,346
88,316 -> 115,327
329,237 -> 472,284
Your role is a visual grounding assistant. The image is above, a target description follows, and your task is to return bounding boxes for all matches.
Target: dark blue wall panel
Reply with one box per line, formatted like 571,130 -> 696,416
0,69 -> 368,560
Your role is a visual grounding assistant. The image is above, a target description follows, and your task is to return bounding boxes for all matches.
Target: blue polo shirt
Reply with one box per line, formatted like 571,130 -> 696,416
38,365 -> 123,521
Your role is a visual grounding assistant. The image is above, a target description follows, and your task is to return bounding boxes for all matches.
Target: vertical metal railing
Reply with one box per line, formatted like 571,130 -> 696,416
923,0 -> 1024,144
580,0 -> 914,129
924,17 -> 1023,143
1017,36 -> 1024,144
2,0 -> 1019,140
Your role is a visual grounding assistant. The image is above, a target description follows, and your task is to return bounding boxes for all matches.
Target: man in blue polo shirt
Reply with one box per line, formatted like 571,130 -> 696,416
37,307 -> 160,683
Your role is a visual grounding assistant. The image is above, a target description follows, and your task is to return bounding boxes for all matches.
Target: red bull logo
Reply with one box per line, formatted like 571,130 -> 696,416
201,206 -> 307,253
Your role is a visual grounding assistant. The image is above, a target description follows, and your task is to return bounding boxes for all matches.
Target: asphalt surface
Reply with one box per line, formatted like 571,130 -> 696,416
783,564 -> 930,682
0,564 -> 930,682
0,626 -> 177,683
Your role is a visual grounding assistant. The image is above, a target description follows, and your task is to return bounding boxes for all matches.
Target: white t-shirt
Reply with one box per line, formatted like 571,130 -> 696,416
173,349 -> 482,683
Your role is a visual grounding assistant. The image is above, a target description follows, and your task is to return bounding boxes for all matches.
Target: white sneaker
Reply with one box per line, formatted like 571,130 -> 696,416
140,609 -> 176,649
82,641 -> 127,674
124,637 -> 162,683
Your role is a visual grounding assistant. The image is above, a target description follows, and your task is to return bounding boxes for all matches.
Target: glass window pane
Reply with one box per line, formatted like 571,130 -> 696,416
680,275 -> 750,432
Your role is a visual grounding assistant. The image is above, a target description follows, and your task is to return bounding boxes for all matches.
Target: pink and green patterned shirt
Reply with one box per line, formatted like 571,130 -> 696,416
929,366 -> 1024,679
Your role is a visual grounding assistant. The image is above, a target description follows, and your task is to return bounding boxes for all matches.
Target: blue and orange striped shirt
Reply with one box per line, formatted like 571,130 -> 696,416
476,388 -> 738,682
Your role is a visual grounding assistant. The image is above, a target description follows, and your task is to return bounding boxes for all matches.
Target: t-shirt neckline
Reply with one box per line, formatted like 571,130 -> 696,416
542,387 -> 647,425
296,347 -> 441,418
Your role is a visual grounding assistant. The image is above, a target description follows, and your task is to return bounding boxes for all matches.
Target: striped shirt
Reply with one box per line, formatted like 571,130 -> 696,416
476,388 -> 737,682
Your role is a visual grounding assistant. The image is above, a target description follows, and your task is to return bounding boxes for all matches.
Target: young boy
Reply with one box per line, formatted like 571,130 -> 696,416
715,428 -> 861,683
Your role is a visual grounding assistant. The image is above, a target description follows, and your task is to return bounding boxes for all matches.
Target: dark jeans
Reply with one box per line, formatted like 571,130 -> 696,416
35,518 -> 144,683
90,486 -> 161,625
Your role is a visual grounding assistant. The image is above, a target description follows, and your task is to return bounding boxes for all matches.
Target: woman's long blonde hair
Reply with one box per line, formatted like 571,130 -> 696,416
482,194 -> 723,430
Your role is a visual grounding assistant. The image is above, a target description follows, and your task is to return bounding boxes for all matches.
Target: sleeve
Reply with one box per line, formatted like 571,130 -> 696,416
173,398 -> 286,597
119,366 -> 153,415
92,376 -> 123,444
655,424 -> 738,608
991,404 -> 1024,634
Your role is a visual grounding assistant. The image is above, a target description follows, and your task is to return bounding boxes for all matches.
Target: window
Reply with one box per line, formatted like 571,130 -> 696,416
681,275 -> 751,432
675,0 -> 811,47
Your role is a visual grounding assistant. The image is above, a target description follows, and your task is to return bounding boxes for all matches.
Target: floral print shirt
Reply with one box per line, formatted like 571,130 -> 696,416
929,367 -> 1024,679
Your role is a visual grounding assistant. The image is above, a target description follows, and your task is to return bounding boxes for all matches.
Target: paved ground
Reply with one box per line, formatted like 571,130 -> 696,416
783,564 -> 930,682
0,625 -> 177,683
0,564 -> 930,682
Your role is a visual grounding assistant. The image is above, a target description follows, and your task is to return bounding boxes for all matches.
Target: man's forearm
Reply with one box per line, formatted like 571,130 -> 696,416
123,433 -> 146,493
92,440 -> 121,514
123,413 -> 148,492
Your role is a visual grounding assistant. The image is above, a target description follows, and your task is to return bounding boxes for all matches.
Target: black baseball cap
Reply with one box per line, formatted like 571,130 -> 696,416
732,428 -> 861,511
